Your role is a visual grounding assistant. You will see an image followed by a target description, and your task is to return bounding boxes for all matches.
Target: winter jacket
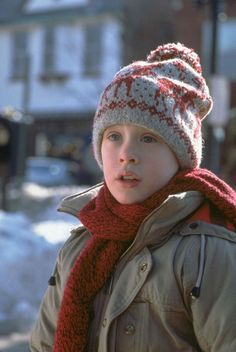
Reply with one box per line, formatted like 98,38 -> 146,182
30,184 -> 236,352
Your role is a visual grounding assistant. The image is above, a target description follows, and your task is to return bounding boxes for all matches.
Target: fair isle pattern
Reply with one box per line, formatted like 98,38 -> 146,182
93,43 -> 213,169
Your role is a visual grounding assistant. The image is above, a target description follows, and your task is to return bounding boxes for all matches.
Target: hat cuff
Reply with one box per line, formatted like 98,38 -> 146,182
93,107 -> 202,169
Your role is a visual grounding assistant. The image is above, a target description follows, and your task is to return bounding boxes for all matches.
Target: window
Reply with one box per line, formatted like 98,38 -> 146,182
43,26 -> 56,73
83,24 -> 102,76
11,31 -> 28,79
40,25 -> 69,82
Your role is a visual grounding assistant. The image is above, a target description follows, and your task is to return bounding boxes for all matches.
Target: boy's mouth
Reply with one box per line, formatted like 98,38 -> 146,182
121,175 -> 137,180
117,173 -> 140,186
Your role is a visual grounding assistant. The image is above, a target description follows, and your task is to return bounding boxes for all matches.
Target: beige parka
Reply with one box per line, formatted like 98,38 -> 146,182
30,184 -> 236,352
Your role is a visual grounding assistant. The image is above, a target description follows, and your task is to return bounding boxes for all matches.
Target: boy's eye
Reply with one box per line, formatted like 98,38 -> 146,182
107,133 -> 120,141
141,135 -> 157,143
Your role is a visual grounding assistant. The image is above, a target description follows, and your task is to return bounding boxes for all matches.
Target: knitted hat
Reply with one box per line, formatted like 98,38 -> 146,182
93,42 -> 213,169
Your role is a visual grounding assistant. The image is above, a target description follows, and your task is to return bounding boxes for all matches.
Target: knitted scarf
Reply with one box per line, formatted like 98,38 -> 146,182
53,168 -> 236,352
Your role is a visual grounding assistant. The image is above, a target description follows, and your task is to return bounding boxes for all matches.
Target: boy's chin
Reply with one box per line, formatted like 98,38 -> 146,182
113,191 -> 150,205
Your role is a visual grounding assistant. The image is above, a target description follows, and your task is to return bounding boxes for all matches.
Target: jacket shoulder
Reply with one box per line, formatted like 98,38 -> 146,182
179,220 -> 236,243
173,220 -> 236,301
60,225 -> 88,249
58,225 -> 90,263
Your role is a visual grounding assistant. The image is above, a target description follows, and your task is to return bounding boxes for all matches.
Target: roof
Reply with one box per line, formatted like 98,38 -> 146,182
0,0 -> 122,26
0,0 -> 24,23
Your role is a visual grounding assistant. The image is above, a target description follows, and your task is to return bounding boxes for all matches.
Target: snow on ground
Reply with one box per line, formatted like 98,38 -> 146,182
0,182 -> 87,337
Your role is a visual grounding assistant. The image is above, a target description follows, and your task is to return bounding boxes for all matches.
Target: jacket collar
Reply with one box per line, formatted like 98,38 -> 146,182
129,190 -> 204,249
58,183 -> 204,246
58,183 -> 203,218
57,183 -> 104,218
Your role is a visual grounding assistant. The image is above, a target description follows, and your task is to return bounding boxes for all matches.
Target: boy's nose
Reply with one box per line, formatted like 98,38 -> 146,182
119,148 -> 138,164
119,155 -> 137,164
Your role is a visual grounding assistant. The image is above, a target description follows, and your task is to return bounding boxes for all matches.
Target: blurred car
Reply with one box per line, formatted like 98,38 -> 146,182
25,157 -> 80,186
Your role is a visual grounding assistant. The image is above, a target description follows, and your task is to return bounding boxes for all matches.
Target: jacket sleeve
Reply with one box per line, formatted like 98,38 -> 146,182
29,255 -> 63,351
180,225 -> 236,352
29,227 -> 89,352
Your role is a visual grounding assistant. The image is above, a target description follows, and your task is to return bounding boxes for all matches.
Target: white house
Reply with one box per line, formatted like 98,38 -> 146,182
0,0 -> 122,180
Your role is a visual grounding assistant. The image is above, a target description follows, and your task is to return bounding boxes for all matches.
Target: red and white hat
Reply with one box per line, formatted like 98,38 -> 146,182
93,43 -> 213,169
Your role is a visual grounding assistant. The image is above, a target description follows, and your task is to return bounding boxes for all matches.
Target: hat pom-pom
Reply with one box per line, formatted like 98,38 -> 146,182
147,42 -> 202,74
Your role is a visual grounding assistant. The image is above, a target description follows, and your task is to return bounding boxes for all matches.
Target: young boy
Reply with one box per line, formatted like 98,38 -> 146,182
30,43 -> 236,352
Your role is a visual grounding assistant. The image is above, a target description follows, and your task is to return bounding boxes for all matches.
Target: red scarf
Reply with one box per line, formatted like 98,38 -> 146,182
53,168 -> 236,352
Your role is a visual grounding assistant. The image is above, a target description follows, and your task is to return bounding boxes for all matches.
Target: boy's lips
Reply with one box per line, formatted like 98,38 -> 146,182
116,172 -> 141,187
117,171 -> 140,181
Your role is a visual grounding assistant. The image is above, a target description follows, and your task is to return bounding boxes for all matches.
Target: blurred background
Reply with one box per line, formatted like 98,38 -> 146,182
0,0 -> 236,350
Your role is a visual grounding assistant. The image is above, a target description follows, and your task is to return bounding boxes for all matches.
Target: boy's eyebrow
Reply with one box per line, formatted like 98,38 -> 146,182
103,128 -> 117,134
102,128 -> 119,138
142,129 -> 164,141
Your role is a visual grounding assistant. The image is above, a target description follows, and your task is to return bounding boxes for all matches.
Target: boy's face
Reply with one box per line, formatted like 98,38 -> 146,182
101,124 -> 179,204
